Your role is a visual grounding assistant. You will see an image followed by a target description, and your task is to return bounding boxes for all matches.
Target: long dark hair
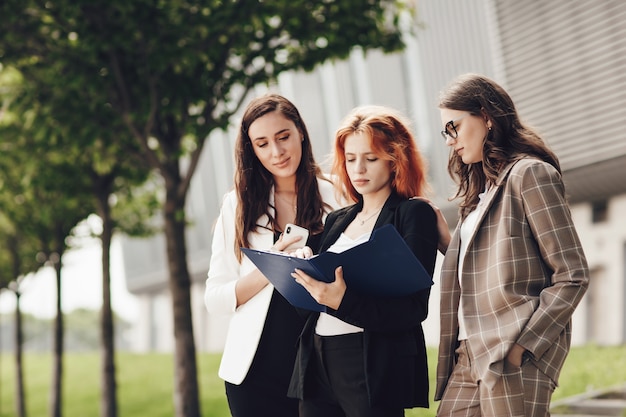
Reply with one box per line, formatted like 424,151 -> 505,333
439,73 -> 560,217
234,93 -> 330,260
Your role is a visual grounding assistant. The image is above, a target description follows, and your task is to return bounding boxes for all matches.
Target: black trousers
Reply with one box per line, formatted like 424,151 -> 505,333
226,379 -> 299,417
224,290 -> 303,417
300,333 -> 404,417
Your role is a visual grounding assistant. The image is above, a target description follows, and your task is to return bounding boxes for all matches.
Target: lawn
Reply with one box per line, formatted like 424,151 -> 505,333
1,345 -> 624,417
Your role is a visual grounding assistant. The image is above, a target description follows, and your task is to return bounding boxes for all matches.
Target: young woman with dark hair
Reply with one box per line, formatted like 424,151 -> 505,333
432,73 -> 589,417
204,93 -> 343,417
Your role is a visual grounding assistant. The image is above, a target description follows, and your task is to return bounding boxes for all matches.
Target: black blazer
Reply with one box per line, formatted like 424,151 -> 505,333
288,193 -> 438,408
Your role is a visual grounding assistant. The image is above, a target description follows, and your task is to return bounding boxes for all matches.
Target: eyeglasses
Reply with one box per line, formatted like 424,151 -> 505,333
440,114 -> 470,142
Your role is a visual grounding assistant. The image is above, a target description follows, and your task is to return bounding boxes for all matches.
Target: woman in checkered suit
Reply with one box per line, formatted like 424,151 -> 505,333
432,73 -> 589,417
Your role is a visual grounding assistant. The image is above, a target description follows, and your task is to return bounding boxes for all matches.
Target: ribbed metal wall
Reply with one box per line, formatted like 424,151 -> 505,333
494,0 -> 626,170
411,0 -> 499,210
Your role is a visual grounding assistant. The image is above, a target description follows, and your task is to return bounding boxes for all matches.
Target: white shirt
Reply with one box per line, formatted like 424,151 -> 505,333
315,231 -> 369,336
457,189 -> 488,340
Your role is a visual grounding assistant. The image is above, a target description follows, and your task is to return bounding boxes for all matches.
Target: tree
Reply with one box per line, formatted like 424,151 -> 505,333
0,2 -> 416,415
2,23 -> 161,415
1,69 -> 157,417
0,153 -> 48,417
0,233 -> 31,417
0,73 -> 96,417
26,78 -> 158,417
5,149 -> 94,417
0,66 -> 41,417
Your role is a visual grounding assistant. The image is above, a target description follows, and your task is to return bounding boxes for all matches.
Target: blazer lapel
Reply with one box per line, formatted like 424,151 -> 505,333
319,192 -> 403,253
320,202 -> 360,252
462,159 -> 521,252
372,193 -> 403,228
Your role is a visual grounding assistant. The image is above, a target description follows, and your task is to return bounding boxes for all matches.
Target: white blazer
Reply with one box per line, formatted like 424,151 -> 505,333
204,179 -> 341,384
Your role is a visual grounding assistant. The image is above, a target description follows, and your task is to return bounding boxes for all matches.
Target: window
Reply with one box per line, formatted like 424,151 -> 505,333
591,200 -> 608,223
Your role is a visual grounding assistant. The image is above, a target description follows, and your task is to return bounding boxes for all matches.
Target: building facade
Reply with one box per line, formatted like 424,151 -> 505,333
120,0 -> 626,352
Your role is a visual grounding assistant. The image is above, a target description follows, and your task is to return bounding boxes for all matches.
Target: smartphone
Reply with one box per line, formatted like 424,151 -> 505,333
283,223 -> 309,251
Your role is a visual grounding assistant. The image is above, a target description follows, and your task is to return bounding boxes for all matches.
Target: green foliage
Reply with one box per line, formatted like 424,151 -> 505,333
0,57 -> 157,302
0,69 -> 76,290
552,344 -> 626,399
0,0 -> 412,287
0,0 -> 416,176
110,173 -> 163,237
0,346 -> 625,417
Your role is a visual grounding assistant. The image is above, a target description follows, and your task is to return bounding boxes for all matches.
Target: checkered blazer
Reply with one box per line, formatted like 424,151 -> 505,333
435,157 -> 589,400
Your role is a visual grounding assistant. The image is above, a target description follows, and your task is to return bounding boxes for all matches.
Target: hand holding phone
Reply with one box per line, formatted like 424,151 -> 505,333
282,223 -> 309,251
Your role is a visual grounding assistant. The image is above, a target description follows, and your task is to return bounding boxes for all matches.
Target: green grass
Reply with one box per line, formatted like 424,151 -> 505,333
1,345 -> 624,417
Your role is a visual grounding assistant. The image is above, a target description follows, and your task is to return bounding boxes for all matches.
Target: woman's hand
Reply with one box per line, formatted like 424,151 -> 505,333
235,268 -> 270,308
289,246 -> 314,259
506,343 -> 527,367
292,266 -> 346,310
235,233 -> 305,307
271,233 -> 313,258
271,232 -> 305,252
412,197 -> 451,254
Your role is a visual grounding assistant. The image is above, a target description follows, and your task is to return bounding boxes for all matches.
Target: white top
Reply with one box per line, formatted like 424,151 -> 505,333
457,189 -> 488,340
315,231 -> 370,336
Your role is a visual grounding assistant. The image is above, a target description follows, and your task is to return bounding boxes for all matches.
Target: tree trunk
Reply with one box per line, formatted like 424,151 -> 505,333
14,291 -> 26,417
98,190 -> 118,417
163,186 -> 200,417
50,255 -> 63,417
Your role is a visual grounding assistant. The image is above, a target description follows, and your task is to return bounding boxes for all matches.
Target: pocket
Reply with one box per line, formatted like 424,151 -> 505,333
491,360 -> 526,416
503,357 -> 523,374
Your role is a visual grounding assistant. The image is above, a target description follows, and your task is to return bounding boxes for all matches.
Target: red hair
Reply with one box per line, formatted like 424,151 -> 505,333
332,105 -> 430,202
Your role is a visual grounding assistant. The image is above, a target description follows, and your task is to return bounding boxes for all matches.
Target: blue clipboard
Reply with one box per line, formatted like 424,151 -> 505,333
241,224 -> 433,312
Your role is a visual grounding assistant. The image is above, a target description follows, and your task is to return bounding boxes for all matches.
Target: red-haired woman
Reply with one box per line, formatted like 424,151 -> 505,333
288,105 -> 438,417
